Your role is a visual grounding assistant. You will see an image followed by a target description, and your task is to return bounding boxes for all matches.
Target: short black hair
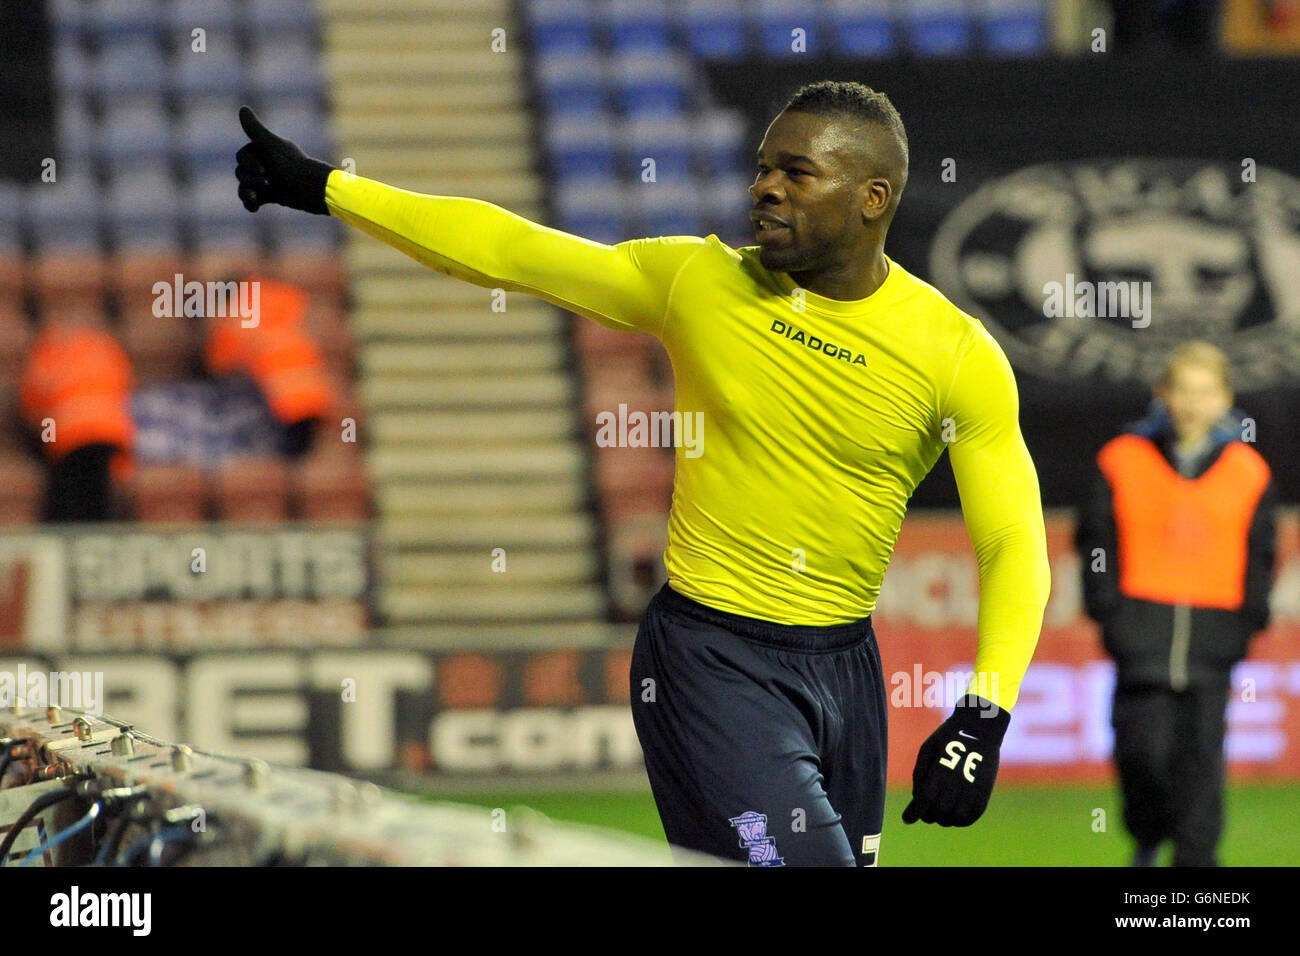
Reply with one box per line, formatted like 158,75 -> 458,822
782,80 -> 907,155
781,80 -> 909,204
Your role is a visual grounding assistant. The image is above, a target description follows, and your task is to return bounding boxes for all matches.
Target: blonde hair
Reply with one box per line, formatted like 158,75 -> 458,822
1156,341 -> 1233,395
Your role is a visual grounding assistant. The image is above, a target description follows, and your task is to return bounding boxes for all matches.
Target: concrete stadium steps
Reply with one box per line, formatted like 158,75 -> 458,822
378,478 -> 585,517
382,547 -> 596,584
319,0 -> 608,632
379,583 -> 606,625
360,374 -> 573,411
375,621 -> 637,651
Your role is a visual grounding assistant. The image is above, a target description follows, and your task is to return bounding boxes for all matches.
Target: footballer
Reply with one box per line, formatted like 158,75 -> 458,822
235,79 -> 1051,866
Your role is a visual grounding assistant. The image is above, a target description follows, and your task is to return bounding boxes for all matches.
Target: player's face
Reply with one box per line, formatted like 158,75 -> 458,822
750,111 -> 874,273
1159,364 -> 1232,443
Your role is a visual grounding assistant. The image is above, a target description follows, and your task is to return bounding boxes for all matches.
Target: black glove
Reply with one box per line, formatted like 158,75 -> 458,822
902,694 -> 1009,827
235,105 -> 333,215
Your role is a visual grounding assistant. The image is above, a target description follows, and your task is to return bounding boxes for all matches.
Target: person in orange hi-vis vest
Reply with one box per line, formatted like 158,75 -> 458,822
205,275 -> 334,457
1075,341 -> 1277,867
19,321 -> 136,521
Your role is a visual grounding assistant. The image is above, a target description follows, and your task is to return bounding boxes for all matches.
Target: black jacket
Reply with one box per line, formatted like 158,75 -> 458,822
1075,403 -> 1277,689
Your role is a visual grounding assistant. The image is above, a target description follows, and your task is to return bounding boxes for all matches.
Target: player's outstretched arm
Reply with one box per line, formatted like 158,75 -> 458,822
901,322 -> 1050,828
234,106 -> 705,337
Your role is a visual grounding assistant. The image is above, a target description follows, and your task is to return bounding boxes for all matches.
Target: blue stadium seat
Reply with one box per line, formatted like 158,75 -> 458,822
679,0 -> 749,60
246,39 -> 323,102
188,173 -> 257,249
906,0 -> 975,57
171,38 -> 245,100
552,178 -> 626,244
265,205 -> 341,253
86,0 -> 164,42
98,100 -> 173,168
24,175 -> 104,251
756,0 -> 827,59
94,38 -> 166,99
53,39 -> 93,98
535,52 -> 609,115
527,0 -> 599,53
829,0 -> 897,58
604,0 -> 673,54
545,114 -> 619,179
699,172 -> 754,239
622,113 -> 694,182
612,52 -> 689,116
48,0 -> 90,39
692,108 -> 749,179
165,0 -> 239,37
55,98 -> 98,176
105,171 -> 183,250
240,0 -> 322,35
631,180 -> 704,237
980,0 -> 1048,56
176,99 -> 246,177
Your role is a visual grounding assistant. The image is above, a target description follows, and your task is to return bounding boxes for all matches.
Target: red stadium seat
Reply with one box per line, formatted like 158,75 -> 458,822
293,446 -> 369,521
28,253 -> 107,310
129,462 -> 206,523
120,307 -> 198,384
212,456 -> 291,522
0,452 -> 44,525
269,251 -> 345,301
594,444 -> 675,522
107,252 -> 186,303
0,314 -> 32,390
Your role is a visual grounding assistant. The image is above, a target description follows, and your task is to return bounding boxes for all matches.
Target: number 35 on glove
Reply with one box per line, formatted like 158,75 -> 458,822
902,694 -> 1010,827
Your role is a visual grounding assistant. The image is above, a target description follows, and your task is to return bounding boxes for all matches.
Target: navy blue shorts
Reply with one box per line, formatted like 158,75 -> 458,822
630,582 -> 888,866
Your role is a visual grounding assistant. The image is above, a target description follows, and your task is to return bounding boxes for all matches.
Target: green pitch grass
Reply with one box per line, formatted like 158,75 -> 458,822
416,783 -> 1300,866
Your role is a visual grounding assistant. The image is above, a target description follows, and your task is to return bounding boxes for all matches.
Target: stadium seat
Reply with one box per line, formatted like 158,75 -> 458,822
47,0 -> 90,39
293,446 -> 369,521
171,38 -> 245,101
906,0 -> 975,57
54,97 -> 98,176
621,112 -> 694,182
829,0 -> 897,58
245,39 -> 323,103
0,314 -> 33,390
980,0 -> 1048,56
594,445 -> 675,522
692,107 -> 748,179
629,180 -> 705,238
121,307 -> 197,384
108,251 -> 185,303
0,453 -> 44,525
129,461 -> 206,522
573,321 -> 655,373
239,0 -> 321,36
85,0 -> 165,42
105,170 -> 183,251
97,99 -> 173,174
93,38 -> 166,99
544,113 -> 619,180
212,456 -> 291,522
527,0 -> 599,53
612,52 -> 689,116
678,0 -> 750,60
605,0 -> 673,53
52,38 -> 93,99
534,51 -> 609,116
551,177 -> 626,244
175,98 -> 248,178
165,0 -> 238,37
188,173 -> 260,251
756,0 -> 828,58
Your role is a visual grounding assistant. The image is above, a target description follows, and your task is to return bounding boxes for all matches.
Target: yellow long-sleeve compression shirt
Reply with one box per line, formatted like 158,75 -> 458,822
324,172 -> 1051,710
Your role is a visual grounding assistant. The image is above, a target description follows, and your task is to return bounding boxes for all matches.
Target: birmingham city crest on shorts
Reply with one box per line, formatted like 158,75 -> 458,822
729,811 -> 785,866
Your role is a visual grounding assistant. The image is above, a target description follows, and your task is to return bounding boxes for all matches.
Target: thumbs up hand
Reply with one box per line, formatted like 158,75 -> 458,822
235,105 -> 334,215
